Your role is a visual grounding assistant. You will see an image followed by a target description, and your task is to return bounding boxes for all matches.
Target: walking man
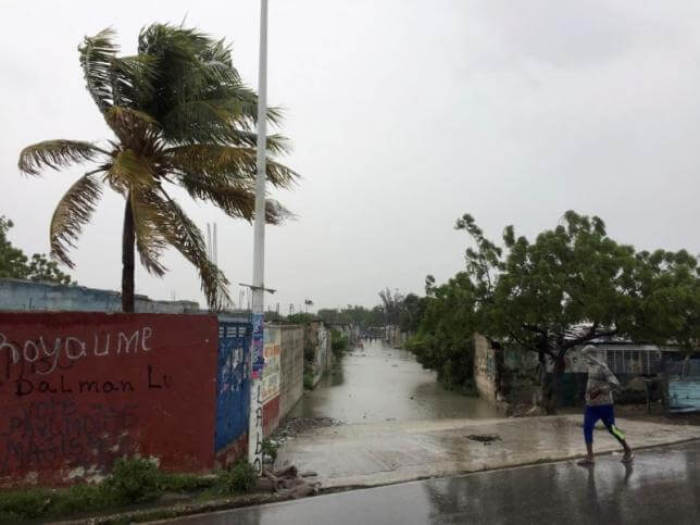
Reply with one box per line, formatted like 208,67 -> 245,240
578,345 -> 633,465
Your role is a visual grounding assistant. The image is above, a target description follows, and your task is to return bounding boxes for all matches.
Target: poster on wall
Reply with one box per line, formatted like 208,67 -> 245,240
261,329 -> 281,404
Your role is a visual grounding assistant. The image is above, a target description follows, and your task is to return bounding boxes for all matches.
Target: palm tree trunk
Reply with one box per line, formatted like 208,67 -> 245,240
121,195 -> 135,312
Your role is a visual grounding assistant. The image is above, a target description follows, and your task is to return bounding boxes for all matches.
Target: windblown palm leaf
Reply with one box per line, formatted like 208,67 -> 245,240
18,23 -> 297,311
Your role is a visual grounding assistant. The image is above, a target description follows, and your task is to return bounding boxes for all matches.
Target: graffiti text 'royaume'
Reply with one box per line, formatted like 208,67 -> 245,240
0,328 -> 153,376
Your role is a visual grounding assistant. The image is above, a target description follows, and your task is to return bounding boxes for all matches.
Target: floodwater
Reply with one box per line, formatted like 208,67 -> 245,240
288,339 -> 500,424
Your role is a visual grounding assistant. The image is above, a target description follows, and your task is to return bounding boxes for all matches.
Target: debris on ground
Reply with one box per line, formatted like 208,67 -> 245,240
259,465 -> 321,499
466,434 -> 502,444
275,416 -> 343,439
508,403 -> 546,417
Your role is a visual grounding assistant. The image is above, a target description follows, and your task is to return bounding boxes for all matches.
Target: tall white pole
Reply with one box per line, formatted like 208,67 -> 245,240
213,222 -> 218,266
248,0 -> 268,474
206,223 -> 212,261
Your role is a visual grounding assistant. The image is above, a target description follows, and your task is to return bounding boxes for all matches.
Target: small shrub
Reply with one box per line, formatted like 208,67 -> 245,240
303,344 -> 316,364
303,372 -> 315,390
331,329 -> 349,355
50,483 -> 112,516
104,457 -> 163,504
0,488 -> 48,521
261,438 -> 279,463
217,460 -> 257,494
160,473 -> 215,493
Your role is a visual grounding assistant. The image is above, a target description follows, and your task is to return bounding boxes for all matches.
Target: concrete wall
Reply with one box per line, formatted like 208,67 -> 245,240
0,309 -> 329,487
385,325 -> 411,349
261,326 -> 282,437
473,334 -> 499,402
0,279 -> 199,314
0,312 -> 218,487
277,325 -> 304,420
306,321 -> 331,387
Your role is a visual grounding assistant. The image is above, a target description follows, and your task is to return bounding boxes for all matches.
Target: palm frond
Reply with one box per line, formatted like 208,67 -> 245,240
106,150 -> 157,193
167,144 -> 298,188
265,199 -> 295,225
105,106 -> 159,145
18,140 -> 105,175
110,55 -> 158,107
229,131 -> 291,155
50,173 -> 103,267
79,28 -> 119,111
148,189 -> 231,309
129,192 -> 167,276
179,175 -> 256,220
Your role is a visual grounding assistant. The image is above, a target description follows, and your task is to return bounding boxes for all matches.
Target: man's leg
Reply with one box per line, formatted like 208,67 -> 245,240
578,405 -> 598,465
601,405 -> 632,461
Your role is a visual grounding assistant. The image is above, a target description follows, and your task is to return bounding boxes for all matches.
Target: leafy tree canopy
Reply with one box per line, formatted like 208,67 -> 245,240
406,210 -> 699,407
0,216 -> 74,285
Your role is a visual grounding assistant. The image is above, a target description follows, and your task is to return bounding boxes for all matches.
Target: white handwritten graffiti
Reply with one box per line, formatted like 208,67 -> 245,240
0,327 -> 153,376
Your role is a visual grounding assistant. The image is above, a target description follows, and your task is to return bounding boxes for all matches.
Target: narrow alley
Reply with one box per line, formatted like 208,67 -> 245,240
289,339 -> 500,424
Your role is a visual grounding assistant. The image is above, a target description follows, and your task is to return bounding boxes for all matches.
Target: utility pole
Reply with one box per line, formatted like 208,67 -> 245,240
213,222 -> 218,267
248,0 -> 268,475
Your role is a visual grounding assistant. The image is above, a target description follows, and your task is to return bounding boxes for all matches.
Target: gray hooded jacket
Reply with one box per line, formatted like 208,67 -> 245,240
581,345 -> 620,406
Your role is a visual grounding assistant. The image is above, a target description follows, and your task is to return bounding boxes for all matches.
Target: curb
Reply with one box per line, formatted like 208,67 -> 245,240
51,437 -> 700,524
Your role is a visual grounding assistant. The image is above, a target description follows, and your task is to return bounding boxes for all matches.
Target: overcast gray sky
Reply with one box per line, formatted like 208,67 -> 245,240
1,0 -> 699,311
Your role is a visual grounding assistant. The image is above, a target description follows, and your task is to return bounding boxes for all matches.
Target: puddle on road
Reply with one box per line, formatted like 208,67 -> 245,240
288,339 -> 501,424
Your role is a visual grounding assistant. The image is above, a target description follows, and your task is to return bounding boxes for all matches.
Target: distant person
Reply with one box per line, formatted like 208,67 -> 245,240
578,345 -> 633,465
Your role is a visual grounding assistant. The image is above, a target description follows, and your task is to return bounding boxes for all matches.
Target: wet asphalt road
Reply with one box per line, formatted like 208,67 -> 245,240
162,440 -> 700,524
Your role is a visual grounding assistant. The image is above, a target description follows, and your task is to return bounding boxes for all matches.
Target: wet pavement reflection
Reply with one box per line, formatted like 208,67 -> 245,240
288,339 -> 500,424
163,441 -> 700,524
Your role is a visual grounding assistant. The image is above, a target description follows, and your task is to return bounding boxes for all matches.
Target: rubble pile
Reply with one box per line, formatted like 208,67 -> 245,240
257,465 -> 320,499
274,416 -> 342,440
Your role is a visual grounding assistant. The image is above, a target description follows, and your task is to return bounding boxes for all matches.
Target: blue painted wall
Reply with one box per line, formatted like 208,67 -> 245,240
215,320 -> 251,452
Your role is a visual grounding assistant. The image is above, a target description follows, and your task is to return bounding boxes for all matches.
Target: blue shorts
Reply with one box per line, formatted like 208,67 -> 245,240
583,404 -> 625,444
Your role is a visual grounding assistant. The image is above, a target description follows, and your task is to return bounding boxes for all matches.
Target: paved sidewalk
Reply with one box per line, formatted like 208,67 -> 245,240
162,441 -> 700,525
275,415 -> 700,488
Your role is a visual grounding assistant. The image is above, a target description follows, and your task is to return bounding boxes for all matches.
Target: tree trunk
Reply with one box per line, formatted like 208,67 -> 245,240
540,356 -> 565,414
121,195 -> 135,313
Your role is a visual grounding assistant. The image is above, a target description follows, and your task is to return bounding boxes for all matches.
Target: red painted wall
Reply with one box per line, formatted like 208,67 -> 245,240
214,433 -> 248,469
0,312 -> 218,487
262,395 -> 280,437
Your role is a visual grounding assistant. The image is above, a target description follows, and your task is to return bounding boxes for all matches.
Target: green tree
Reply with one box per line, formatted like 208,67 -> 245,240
317,305 -> 385,329
398,293 -> 426,333
0,216 -> 73,284
378,287 -> 404,325
18,25 -> 296,312
458,210 -> 698,412
408,211 -> 699,410
407,273 -> 478,391
626,249 -> 699,352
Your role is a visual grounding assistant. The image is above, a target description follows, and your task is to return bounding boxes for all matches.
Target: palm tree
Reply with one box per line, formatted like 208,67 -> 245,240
18,24 -> 296,312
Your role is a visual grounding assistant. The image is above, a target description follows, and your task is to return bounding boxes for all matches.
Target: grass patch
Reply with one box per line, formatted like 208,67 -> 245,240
216,460 -> 257,494
0,457 -> 258,524
104,457 -> 162,504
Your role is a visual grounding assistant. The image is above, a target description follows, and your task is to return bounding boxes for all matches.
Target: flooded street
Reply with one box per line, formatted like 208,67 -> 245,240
288,338 -> 499,424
